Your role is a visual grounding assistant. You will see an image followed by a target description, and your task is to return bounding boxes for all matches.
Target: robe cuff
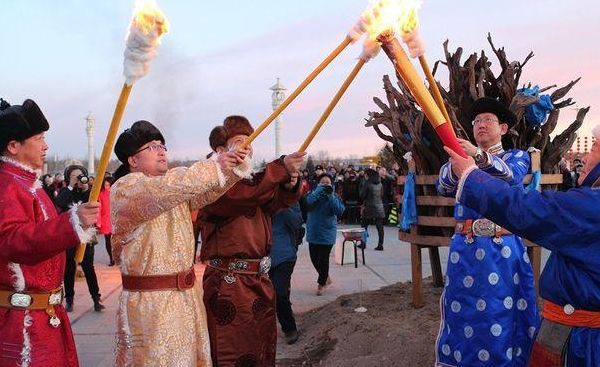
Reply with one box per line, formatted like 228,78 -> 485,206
213,161 -> 227,188
233,156 -> 254,179
456,165 -> 479,202
69,203 -> 96,244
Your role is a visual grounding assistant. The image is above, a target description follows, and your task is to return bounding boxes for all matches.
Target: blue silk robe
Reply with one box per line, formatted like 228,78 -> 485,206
458,162 -> 600,367
435,145 -> 540,366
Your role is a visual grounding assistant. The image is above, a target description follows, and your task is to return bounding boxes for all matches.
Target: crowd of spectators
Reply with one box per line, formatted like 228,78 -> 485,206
301,163 -> 400,226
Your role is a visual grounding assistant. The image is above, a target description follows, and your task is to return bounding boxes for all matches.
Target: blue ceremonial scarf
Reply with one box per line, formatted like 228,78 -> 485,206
524,170 -> 541,193
400,171 -> 417,231
581,163 -> 600,188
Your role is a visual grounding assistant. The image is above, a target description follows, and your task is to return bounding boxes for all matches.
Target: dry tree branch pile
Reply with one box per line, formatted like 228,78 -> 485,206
367,33 -> 589,175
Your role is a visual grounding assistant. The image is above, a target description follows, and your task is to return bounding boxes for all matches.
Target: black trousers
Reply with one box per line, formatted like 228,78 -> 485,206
269,260 -> 297,333
361,217 -> 385,246
64,244 -> 101,300
308,244 -> 333,286
345,202 -> 360,224
104,234 -> 113,263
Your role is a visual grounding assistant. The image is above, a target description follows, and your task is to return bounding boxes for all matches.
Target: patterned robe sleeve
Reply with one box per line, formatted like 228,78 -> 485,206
111,160 -> 239,233
458,169 -> 600,261
262,180 -> 303,215
190,169 -> 241,211
436,162 -> 459,197
478,149 -> 530,185
0,189 -> 79,264
204,159 -> 294,216
437,149 -> 530,197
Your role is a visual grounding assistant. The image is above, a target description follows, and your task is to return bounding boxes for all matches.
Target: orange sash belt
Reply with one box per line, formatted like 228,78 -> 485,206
542,299 -> 600,328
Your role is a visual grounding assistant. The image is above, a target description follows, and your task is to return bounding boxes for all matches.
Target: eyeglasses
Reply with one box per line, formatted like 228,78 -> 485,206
472,117 -> 500,126
135,143 -> 167,155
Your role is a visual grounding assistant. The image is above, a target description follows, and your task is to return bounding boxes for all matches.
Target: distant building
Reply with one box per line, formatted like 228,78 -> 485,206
565,135 -> 597,166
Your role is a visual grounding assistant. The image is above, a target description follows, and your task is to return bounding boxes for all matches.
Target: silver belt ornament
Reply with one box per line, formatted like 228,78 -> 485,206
463,219 -> 504,245
211,257 -> 272,285
9,290 -> 63,328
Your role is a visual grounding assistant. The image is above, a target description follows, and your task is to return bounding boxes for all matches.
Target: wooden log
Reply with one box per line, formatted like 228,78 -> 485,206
397,173 -> 563,186
417,216 -> 456,227
415,196 -> 456,206
429,247 -> 444,288
411,243 -> 424,308
399,232 -> 451,247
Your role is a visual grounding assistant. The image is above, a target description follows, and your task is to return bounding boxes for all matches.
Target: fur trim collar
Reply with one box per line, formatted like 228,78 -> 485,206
0,156 -> 43,190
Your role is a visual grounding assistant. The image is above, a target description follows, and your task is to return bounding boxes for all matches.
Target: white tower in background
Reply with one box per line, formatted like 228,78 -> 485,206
270,78 -> 286,158
85,112 -> 96,174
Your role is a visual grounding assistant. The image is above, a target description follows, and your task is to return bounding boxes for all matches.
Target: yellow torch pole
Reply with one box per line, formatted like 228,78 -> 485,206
240,36 -> 353,149
298,58 -> 366,153
74,83 -> 133,263
418,55 -> 454,136
377,32 -> 466,157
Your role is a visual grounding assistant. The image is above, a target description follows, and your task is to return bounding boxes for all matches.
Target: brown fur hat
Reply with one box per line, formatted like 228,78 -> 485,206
209,115 -> 254,151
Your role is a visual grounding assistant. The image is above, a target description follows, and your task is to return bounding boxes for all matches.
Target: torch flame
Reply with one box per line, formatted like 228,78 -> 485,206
132,0 -> 170,39
361,0 -> 422,40
123,0 -> 170,85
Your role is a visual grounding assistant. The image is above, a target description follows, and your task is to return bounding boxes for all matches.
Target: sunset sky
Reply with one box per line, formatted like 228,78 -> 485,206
1,0 -> 598,162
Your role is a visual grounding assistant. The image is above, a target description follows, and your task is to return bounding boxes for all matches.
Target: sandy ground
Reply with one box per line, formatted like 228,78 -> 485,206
277,278 -> 443,366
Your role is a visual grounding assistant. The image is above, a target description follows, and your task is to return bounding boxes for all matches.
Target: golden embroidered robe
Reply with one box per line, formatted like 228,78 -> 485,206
111,160 -> 239,367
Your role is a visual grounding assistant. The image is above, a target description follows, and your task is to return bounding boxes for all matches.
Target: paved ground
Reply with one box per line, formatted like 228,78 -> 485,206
68,225 -> 549,366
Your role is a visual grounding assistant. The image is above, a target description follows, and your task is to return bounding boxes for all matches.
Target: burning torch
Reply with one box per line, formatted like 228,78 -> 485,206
367,0 -> 466,157
75,0 -> 169,262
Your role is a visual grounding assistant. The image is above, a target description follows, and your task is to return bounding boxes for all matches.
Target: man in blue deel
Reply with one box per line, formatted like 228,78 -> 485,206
444,124 -> 600,367
435,97 -> 539,367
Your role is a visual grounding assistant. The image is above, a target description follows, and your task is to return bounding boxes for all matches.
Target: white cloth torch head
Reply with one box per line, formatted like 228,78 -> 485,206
123,0 -> 169,86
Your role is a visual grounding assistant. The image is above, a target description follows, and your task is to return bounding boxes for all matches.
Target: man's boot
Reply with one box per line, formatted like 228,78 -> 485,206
65,297 -> 73,312
93,295 -> 105,312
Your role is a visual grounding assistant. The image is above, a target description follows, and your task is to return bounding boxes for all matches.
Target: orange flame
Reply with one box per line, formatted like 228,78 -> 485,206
132,0 -> 170,38
362,0 -> 421,40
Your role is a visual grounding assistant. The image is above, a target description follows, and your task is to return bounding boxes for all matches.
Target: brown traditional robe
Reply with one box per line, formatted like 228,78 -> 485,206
199,159 -> 302,367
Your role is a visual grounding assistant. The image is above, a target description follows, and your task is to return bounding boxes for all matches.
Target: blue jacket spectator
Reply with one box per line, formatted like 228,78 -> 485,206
270,203 -> 304,268
305,184 -> 345,245
305,174 -> 345,294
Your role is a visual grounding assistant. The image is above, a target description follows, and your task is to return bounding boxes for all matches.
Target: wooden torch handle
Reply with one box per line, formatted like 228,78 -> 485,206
298,58 -> 366,153
75,83 -> 133,263
240,36 -> 353,149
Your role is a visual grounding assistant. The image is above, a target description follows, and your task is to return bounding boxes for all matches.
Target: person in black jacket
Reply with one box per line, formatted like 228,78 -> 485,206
342,170 -> 361,224
360,169 -> 385,250
55,164 -> 104,312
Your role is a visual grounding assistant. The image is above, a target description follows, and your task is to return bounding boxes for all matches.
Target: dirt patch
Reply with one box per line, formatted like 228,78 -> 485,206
277,279 -> 443,366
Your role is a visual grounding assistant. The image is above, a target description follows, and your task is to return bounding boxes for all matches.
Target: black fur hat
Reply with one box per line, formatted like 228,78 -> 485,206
469,97 -> 517,127
0,98 -> 50,152
114,120 -> 165,163
113,120 -> 165,181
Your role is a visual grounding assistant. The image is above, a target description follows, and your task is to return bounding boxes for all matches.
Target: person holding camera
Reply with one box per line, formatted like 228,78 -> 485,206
305,173 -> 345,296
55,165 -> 105,312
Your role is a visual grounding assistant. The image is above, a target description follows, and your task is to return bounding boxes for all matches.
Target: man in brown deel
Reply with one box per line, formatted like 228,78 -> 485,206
198,115 -> 305,366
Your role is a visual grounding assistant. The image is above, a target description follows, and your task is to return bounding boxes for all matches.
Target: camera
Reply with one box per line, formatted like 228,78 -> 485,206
323,185 -> 333,195
77,174 -> 89,184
